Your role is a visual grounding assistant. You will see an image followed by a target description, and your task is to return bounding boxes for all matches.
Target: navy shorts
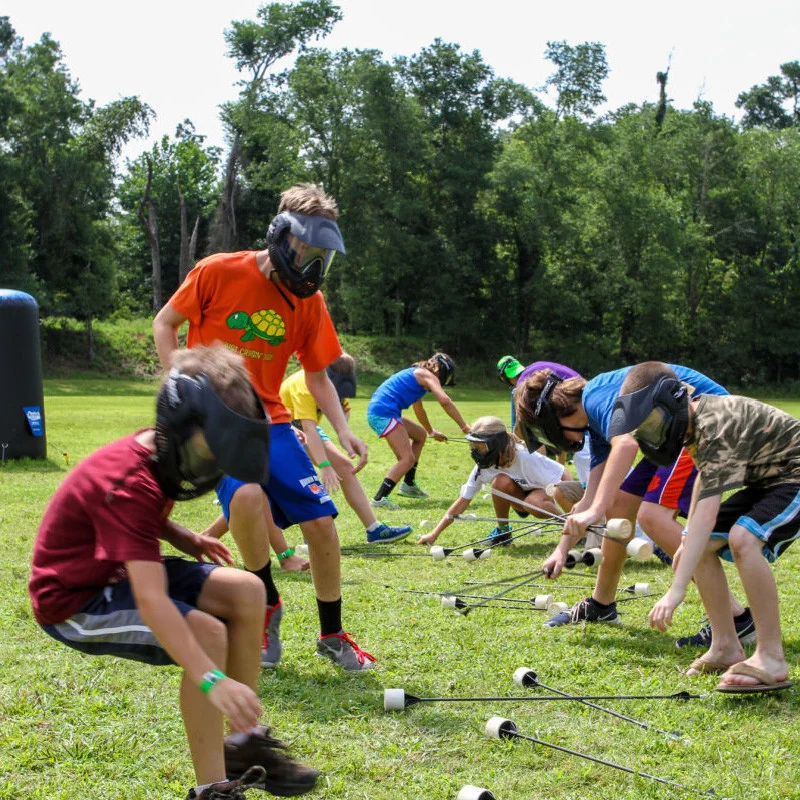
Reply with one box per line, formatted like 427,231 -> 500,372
217,422 -> 338,529
41,557 -> 217,666
709,483 -> 800,563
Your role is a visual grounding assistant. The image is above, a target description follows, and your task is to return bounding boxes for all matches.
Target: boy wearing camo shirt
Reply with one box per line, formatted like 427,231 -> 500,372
613,361 -> 800,694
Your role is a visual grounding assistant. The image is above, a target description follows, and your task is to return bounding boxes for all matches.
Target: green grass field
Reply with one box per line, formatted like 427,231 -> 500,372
2,384 -> 799,800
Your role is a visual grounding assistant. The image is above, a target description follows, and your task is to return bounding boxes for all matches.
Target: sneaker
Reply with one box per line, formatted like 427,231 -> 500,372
316,630 -> 376,671
543,597 -> 622,628
483,525 -> 512,546
367,522 -> 413,544
370,496 -> 400,511
675,608 -> 757,648
653,545 -> 673,566
187,766 -> 266,799
225,727 -> 319,796
398,482 -> 429,498
261,600 -> 283,669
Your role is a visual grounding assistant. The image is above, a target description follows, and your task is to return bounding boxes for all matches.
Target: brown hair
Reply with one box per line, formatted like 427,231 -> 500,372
413,352 -> 454,381
169,345 -> 261,419
515,369 -> 586,428
620,361 -> 679,394
328,352 -> 355,376
470,416 -> 518,468
278,183 -> 339,221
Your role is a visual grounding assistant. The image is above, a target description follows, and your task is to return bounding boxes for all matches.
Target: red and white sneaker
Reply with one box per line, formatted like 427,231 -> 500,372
260,599 -> 283,668
315,630 -> 376,672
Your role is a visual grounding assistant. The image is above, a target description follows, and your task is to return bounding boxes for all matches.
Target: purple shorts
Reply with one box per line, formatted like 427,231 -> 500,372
620,449 -> 696,516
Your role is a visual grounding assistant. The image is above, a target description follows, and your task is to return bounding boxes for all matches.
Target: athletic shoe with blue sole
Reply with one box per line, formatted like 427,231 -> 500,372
544,597 -> 621,628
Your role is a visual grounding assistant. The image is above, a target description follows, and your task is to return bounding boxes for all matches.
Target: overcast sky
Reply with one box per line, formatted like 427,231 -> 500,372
4,0 -> 798,163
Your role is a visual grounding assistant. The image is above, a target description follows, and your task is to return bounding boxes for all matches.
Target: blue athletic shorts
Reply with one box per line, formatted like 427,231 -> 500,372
41,557 -> 217,666
708,483 -> 800,563
217,422 -> 338,529
367,412 -> 402,438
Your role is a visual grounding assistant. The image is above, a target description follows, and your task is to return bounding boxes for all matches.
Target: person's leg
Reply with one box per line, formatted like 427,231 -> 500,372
401,416 -> 428,488
268,517 -> 309,572
490,474 -> 513,523
226,482 -> 273,572
382,423 -> 416,485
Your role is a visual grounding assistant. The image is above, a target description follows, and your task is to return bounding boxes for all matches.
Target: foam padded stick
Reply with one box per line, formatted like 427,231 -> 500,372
626,539 -> 653,561
419,519 -> 431,528
463,547 -> 493,562
549,601 -> 569,615
295,543 -> 309,556
463,513 -> 478,520
582,547 -> 604,567
457,786 -> 496,800
384,688 -> 407,711
513,667 -> 538,688
565,548 -> 582,568
605,518 -> 632,539
627,582 -> 650,595
430,546 -> 447,561
533,594 -> 553,609
485,716 -> 518,740
442,596 -> 467,610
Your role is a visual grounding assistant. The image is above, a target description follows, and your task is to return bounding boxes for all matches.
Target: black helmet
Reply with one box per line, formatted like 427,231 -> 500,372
608,376 -> 689,467
466,428 -> 509,469
154,368 -> 271,500
266,211 -> 346,298
433,353 -> 456,387
519,373 -> 586,454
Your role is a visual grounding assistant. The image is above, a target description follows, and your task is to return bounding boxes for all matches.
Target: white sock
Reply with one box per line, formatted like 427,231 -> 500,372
366,521 -> 381,533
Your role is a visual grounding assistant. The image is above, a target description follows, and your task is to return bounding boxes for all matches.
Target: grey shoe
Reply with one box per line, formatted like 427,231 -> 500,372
370,496 -> 400,511
261,600 -> 283,668
187,766 -> 266,799
544,597 -> 621,628
398,482 -> 429,498
316,630 -> 376,671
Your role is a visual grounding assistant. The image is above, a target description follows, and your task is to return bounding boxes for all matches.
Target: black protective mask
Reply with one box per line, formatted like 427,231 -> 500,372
434,354 -> 456,386
154,369 -> 270,500
467,430 -> 509,469
520,374 -> 587,454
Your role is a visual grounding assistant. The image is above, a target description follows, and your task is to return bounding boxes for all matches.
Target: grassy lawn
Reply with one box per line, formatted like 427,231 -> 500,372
1,382 -> 799,799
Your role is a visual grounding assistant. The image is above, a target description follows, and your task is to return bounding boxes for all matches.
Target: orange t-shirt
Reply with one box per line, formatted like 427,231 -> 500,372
167,251 -> 342,424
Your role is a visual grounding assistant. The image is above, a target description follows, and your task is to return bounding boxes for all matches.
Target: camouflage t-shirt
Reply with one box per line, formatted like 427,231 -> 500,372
688,394 -> 800,500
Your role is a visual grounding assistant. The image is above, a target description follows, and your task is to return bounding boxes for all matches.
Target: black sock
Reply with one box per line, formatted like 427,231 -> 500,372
590,597 -> 614,610
404,462 -> 418,486
249,562 -> 280,607
317,597 -> 342,636
374,477 -> 396,501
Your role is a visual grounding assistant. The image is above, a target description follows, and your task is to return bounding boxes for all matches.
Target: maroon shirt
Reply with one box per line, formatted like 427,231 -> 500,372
29,431 -> 171,625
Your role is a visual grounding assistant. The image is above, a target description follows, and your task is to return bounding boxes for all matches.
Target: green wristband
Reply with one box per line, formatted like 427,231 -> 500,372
200,669 -> 225,695
318,460 -> 332,468
277,547 -> 295,561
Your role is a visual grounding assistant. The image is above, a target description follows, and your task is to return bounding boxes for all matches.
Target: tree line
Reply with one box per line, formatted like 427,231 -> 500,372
1,4 -> 799,385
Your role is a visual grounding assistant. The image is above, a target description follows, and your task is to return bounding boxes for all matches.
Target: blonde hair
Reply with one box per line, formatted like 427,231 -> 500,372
169,346 -> 261,419
515,369 -> 586,430
278,183 -> 339,221
470,415 -> 518,468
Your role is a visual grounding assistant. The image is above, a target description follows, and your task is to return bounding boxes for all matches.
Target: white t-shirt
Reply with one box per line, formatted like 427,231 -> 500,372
460,445 -> 565,500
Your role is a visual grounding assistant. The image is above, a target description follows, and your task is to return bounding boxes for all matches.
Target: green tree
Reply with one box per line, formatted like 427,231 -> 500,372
736,61 -> 800,129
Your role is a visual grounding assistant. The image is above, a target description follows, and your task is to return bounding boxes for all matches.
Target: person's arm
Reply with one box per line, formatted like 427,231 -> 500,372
417,496 -> 471,544
153,304 -> 188,371
561,434 -> 639,538
649,484 -> 721,631
411,400 -> 447,441
202,514 -> 229,540
160,518 -> 234,566
305,368 -> 368,473
299,418 -> 341,494
126,559 -> 261,732
414,369 -> 471,433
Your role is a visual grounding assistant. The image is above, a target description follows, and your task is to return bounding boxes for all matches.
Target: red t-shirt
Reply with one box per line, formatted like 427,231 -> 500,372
167,251 -> 343,425
29,432 -> 170,625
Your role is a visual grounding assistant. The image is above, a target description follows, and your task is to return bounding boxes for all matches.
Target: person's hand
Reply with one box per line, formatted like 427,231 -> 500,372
430,429 -> 448,442
319,464 -> 341,495
542,547 -> 567,579
562,508 -> 601,540
417,532 -> 438,546
648,586 -> 687,632
339,430 -> 368,473
207,677 -> 262,733
195,534 -> 235,566
293,427 -> 308,446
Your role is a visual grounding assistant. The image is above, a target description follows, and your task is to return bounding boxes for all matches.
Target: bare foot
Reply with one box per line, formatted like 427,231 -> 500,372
684,645 -> 745,676
280,554 -> 310,572
717,656 -> 789,689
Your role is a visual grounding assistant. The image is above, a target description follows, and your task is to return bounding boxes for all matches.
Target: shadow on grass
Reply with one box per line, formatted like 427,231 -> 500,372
0,457 -> 65,473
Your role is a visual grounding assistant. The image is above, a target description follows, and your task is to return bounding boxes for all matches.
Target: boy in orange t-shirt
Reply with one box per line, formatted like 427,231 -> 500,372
154,184 -> 374,672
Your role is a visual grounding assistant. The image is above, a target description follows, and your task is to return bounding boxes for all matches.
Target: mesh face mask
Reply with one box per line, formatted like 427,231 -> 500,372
466,430 -> 509,469
520,374 -> 587,454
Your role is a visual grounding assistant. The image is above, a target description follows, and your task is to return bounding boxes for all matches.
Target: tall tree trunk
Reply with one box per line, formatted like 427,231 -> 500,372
138,157 -> 162,312
218,131 -> 241,251
178,186 -> 199,283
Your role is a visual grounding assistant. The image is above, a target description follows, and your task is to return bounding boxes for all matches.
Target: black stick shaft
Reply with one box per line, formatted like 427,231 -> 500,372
461,572 -> 546,613
509,731 -> 715,796
415,693 -> 699,702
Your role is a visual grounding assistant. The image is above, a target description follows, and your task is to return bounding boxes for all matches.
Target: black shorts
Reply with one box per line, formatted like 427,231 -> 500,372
710,483 -> 800,563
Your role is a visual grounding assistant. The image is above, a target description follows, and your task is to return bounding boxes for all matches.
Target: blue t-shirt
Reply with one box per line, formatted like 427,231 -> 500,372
585,365 -> 728,468
368,368 -> 427,418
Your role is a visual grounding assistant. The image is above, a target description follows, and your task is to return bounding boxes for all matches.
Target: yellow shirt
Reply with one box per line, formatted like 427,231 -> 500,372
279,369 -> 350,423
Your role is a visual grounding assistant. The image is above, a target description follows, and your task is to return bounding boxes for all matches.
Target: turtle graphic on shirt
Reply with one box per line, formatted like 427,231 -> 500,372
227,309 -> 286,345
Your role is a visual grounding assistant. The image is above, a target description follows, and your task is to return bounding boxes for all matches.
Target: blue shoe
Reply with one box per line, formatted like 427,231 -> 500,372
483,525 -> 512,546
367,522 -> 413,544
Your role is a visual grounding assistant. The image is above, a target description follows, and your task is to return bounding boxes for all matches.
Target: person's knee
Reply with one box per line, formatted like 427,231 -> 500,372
302,516 -> 338,543
229,572 -> 266,616
397,451 -> 416,472
186,610 -> 228,659
637,504 -> 680,554
728,526 -> 762,560
493,474 -> 516,493
229,483 -> 266,524
330,449 -> 355,477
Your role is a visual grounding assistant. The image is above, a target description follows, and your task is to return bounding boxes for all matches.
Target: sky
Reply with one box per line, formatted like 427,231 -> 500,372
4,0 -> 799,164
